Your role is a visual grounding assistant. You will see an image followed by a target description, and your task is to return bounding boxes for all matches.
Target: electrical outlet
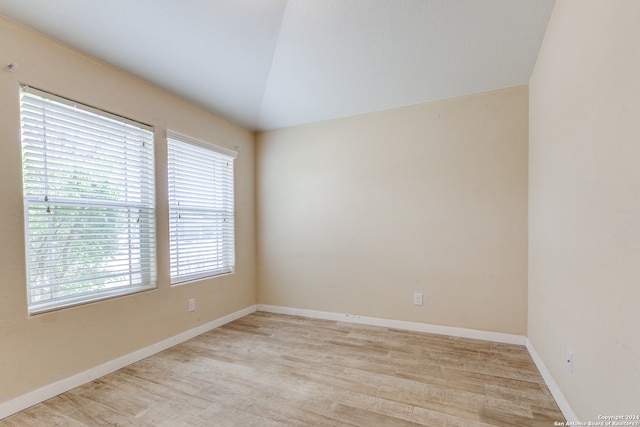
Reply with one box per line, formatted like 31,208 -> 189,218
566,351 -> 573,374
413,292 -> 423,306
188,298 -> 196,312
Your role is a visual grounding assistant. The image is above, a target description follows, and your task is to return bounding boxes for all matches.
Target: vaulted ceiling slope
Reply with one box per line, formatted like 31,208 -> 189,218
0,0 -> 555,131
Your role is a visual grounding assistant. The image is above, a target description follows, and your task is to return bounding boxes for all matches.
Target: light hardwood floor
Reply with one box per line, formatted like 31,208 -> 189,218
1,312 -> 565,426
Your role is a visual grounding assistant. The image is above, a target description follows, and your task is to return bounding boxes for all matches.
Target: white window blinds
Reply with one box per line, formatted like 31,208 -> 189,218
167,132 -> 236,284
20,86 -> 157,314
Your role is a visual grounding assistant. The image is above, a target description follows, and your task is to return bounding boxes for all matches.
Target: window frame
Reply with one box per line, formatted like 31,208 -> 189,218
20,86 -> 157,314
166,131 -> 237,285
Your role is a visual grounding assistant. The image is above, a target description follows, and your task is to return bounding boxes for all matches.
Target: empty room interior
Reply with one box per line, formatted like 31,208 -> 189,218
0,0 -> 638,425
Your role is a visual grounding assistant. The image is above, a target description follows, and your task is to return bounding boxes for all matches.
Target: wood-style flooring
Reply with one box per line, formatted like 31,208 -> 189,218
1,312 -> 565,426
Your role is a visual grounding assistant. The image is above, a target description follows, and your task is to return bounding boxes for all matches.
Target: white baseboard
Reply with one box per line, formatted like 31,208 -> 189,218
526,338 -> 579,422
257,304 -> 526,345
0,304 -> 257,420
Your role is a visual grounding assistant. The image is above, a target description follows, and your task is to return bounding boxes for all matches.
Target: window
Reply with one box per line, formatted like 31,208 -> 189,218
20,86 -> 157,314
167,131 -> 236,284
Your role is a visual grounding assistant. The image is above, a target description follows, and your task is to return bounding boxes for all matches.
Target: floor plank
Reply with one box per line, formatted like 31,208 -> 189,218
0,312 -> 565,426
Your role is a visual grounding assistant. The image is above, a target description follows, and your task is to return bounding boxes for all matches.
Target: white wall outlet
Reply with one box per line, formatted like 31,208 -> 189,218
413,292 -> 423,306
566,350 -> 574,375
188,298 -> 196,312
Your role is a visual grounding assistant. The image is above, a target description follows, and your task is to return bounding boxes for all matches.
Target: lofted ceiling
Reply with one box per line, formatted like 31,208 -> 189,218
0,0 -> 555,131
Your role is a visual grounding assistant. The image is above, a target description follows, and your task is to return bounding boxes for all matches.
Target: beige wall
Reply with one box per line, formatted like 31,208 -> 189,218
0,17 -> 256,403
257,86 -> 529,334
529,0 -> 640,419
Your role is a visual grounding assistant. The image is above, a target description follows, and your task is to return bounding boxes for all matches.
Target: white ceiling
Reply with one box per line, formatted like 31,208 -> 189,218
0,0 -> 555,131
